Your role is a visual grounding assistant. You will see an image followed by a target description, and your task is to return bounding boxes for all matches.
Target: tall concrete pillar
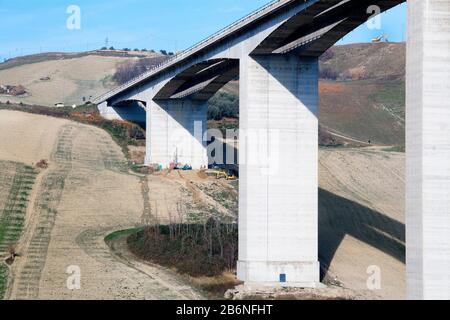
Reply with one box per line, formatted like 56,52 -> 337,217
145,99 -> 208,169
237,54 -> 320,287
407,0 -> 450,300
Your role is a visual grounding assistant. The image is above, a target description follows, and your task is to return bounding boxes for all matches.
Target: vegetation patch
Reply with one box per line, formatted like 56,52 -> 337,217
382,145 -> 405,153
208,91 -> 238,121
104,227 -> 145,244
370,82 -> 405,120
128,220 -> 238,278
208,118 -> 239,133
0,164 -> 37,248
0,264 -> 7,299
127,219 -> 239,297
0,162 -> 38,300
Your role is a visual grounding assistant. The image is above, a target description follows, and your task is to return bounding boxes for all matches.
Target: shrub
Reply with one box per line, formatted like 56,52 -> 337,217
208,91 -> 238,120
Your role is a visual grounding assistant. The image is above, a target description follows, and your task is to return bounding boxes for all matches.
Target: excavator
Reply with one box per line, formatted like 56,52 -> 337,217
372,34 -> 389,43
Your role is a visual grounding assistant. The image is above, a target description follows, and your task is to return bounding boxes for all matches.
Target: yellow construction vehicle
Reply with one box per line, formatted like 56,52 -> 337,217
215,169 -> 237,181
372,34 -> 389,43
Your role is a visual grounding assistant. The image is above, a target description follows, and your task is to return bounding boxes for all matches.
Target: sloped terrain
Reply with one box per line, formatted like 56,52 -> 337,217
0,110 -> 204,300
319,147 -> 404,299
0,51 -> 163,107
320,43 -> 405,81
211,43 -> 406,147
319,80 -> 405,146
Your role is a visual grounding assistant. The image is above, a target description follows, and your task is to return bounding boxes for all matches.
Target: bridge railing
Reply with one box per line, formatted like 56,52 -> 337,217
93,0 -> 290,104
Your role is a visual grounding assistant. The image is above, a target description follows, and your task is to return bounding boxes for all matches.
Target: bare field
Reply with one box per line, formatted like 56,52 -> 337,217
0,55 -> 137,106
1,111 -> 203,300
0,110 -> 68,165
319,148 -> 405,299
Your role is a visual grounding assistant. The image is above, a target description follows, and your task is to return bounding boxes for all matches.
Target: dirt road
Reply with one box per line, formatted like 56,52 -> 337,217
1,110 -> 202,300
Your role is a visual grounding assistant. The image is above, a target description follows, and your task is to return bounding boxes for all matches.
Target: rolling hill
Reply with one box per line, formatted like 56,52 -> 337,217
0,43 -> 405,147
0,50 -> 164,107
319,43 -> 405,147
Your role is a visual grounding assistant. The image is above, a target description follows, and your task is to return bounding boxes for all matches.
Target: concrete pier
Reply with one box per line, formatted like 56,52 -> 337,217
237,55 -> 320,286
145,99 -> 208,169
407,0 -> 450,300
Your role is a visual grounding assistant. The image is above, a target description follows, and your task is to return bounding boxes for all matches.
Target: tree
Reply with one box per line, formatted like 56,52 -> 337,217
208,91 -> 239,120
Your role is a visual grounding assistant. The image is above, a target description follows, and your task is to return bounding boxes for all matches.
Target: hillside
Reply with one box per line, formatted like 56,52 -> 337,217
0,51 -> 164,107
319,43 -> 405,147
0,43 -> 405,147
221,42 -> 405,147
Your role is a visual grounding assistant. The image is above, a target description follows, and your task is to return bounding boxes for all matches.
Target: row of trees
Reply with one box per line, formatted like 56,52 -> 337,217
128,217 -> 238,277
100,47 -> 174,55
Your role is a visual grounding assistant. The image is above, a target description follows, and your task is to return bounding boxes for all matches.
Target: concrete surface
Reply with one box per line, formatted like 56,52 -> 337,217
237,55 -> 320,286
406,0 -> 450,300
145,99 -> 208,169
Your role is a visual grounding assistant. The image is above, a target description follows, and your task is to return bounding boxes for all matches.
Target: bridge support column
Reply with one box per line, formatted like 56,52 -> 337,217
145,99 -> 208,169
407,0 -> 450,300
237,54 -> 320,287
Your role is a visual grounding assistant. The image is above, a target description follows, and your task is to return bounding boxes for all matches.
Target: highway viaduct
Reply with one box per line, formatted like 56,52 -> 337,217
94,0 -> 450,299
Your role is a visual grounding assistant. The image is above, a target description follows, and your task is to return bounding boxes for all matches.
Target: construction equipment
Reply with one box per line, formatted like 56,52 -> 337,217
372,34 -> 389,43
215,169 -> 237,181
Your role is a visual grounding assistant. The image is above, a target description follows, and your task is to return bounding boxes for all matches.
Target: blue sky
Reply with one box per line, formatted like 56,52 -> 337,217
0,0 -> 406,60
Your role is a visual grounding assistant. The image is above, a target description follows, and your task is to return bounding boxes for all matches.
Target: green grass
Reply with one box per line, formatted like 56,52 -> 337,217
0,164 -> 37,246
370,82 -> 406,120
0,163 -> 37,300
382,145 -> 405,153
104,227 -> 145,244
0,264 -> 7,299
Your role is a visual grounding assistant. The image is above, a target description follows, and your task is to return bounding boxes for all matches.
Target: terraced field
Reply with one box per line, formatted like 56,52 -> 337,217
0,161 -> 37,299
